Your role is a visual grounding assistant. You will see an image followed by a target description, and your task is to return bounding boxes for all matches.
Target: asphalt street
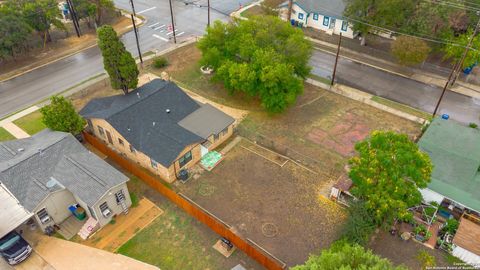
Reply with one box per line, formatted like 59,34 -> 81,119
0,0 -> 479,125
310,50 -> 480,124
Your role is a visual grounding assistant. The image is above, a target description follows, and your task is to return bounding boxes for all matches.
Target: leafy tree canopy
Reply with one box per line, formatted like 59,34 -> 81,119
292,241 -> 407,270
97,25 -> 139,94
0,10 -> 32,60
198,16 -> 312,113
391,36 -> 431,66
40,96 -> 86,134
443,29 -> 480,69
349,131 -> 432,225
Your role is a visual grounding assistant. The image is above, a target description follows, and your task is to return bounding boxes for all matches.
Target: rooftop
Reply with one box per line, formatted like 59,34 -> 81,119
80,79 -> 234,167
418,118 -> 480,212
453,217 -> 480,256
0,130 -> 128,211
280,0 -> 346,19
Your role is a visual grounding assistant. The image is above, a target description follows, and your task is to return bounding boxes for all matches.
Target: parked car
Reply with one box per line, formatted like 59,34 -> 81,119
0,231 -> 32,265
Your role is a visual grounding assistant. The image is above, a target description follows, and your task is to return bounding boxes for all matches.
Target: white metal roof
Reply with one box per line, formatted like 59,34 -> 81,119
0,184 -> 33,238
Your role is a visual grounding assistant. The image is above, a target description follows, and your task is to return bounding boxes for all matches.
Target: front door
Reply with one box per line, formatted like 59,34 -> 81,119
106,130 -> 113,144
330,18 -> 336,29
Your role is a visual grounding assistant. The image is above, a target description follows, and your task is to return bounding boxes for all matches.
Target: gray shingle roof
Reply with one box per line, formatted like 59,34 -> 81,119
178,103 -> 235,139
280,0 -> 346,19
80,79 -> 233,167
0,130 -> 128,211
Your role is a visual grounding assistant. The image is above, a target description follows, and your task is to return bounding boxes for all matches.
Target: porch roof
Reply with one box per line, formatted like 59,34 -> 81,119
0,184 -> 33,238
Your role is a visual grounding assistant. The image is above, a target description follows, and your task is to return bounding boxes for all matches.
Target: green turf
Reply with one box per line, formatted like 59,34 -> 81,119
13,110 -> 47,135
308,74 -> 332,86
371,96 -> 432,120
0,127 -> 15,141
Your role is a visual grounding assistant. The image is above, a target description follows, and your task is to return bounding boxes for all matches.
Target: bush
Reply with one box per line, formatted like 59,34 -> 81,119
417,250 -> 436,270
341,201 -> 376,246
469,123 -> 478,128
153,57 -> 168,68
442,219 -> 459,235
130,192 -> 139,208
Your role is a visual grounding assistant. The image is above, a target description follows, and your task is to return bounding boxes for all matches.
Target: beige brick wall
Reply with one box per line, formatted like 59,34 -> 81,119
205,125 -> 234,151
88,118 -> 206,182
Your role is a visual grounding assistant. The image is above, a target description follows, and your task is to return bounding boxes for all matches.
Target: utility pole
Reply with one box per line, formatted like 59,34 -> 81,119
129,0 -> 143,64
169,0 -> 177,44
433,17 -> 480,117
207,0 -> 211,27
331,33 -> 342,86
450,18 -> 480,87
66,0 -> 81,37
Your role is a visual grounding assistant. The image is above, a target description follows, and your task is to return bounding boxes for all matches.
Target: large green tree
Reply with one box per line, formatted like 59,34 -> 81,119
97,25 -> 139,94
19,0 -> 66,43
443,29 -> 480,69
71,0 -> 97,28
292,241 -> 406,270
40,96 -> 86,134
198,16 -> 312,113
391,36 -> 431,66
349,131 -> 432,225
0,10 -> 32,60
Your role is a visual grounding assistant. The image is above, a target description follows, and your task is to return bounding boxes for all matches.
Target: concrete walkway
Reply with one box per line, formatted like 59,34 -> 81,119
2,122 -> 30,139
31,235 -> 159,270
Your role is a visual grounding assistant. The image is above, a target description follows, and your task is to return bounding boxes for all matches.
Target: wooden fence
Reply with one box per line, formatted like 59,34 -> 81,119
83,132 -> 285,270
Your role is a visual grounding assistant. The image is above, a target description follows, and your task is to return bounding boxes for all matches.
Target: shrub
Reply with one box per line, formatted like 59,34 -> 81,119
469,123 -> 478,128
153,57 -> 168,68
417,250 -> 436,270
341,201 -> 376,246
130,192 -> 139,208
442,219 -> 459,235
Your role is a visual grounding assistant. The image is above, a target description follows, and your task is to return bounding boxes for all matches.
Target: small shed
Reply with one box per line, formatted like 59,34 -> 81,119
452,217 -> 480,265
330,174 -> 354,206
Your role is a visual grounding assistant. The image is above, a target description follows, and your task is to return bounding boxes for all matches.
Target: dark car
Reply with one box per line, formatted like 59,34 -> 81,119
0,231 -> 32,265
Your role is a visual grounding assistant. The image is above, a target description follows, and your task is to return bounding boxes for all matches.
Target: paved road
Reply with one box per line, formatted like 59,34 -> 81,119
1,0 -> 479,125
310,50 -> 480,124
0,0 -> 251,118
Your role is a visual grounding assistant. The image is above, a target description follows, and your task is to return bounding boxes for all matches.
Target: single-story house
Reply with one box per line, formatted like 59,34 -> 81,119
279,0 -> 356,38
418,118 -> 480,265
0,130 -> 131,238
80,79 -> 235,183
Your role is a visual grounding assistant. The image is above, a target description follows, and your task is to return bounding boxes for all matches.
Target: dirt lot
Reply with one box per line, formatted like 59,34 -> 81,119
369,230 -> 452,269
177,138 -> 348,267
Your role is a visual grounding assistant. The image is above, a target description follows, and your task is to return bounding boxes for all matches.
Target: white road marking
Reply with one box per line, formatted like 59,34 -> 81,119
176,31 -> 185,37
137,6 -> 157,14
153,34 -> 169,42
148,22 -> 160,28
154,25 -> 166,30
166,29 -> 179,36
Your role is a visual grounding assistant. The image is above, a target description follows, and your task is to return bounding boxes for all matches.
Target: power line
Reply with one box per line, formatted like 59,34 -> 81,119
312,3 -> 480,52
422,0 -> 480,13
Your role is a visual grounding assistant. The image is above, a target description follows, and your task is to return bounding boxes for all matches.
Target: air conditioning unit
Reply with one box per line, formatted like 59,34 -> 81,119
40,215 -> 51,224
102,208 -> 111,217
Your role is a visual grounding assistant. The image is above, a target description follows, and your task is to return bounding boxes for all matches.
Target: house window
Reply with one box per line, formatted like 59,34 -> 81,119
323,16 -> 330,26
151,159 -> 158,168
178,151 -> 192,168
313,13 -> 319,20
129,145 -> 136,154
298,13 -> 304,20
97,126 -> 105,137
220,127 -> 229,137
115,190 -> 126,204
118,138 -> 124,146
341,20 -> 348,31
37,208 -> 51,224
99,202 -> 111,218
214,133 -> 220,141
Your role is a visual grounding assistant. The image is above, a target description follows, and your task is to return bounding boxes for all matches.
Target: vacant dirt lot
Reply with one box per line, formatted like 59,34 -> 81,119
177,138 -> 347,267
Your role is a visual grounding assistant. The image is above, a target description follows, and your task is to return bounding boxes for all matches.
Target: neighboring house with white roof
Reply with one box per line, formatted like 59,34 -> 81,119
0,130 -> 131,239
279,0 -> 356,38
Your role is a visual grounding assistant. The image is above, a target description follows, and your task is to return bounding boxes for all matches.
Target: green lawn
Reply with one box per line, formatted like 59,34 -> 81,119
371,96 -> 432,121
0,127 -> 15,141
118,204 -> 229,270
13,110 -> 47,135
309,74 -> 332,85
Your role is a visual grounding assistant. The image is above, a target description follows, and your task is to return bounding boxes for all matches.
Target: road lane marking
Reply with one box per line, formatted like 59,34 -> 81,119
137,6 -> 157,14
148,22 -> 160,28
166,29 -> 179,36
176,32 -> 185,37
154,25 -> 166,30
153,34 -> 169,42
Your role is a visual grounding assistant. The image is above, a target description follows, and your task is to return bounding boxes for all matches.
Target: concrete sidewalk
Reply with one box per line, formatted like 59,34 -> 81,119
29,235 -> 159,270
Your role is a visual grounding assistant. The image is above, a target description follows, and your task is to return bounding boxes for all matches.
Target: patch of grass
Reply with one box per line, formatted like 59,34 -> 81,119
0,127 -> 15,141
53,232 -> 66,240
309,74 -> 332,86
444,254 -> 465,265
117,208 -> 225,270
109,219 -> 116,225
371,96 -> 432,121
13,110 -> 47,135
130,192 -> 139,208
240,5 -> 265,18
153,57 -> 168,69
469,122 -> 478,129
